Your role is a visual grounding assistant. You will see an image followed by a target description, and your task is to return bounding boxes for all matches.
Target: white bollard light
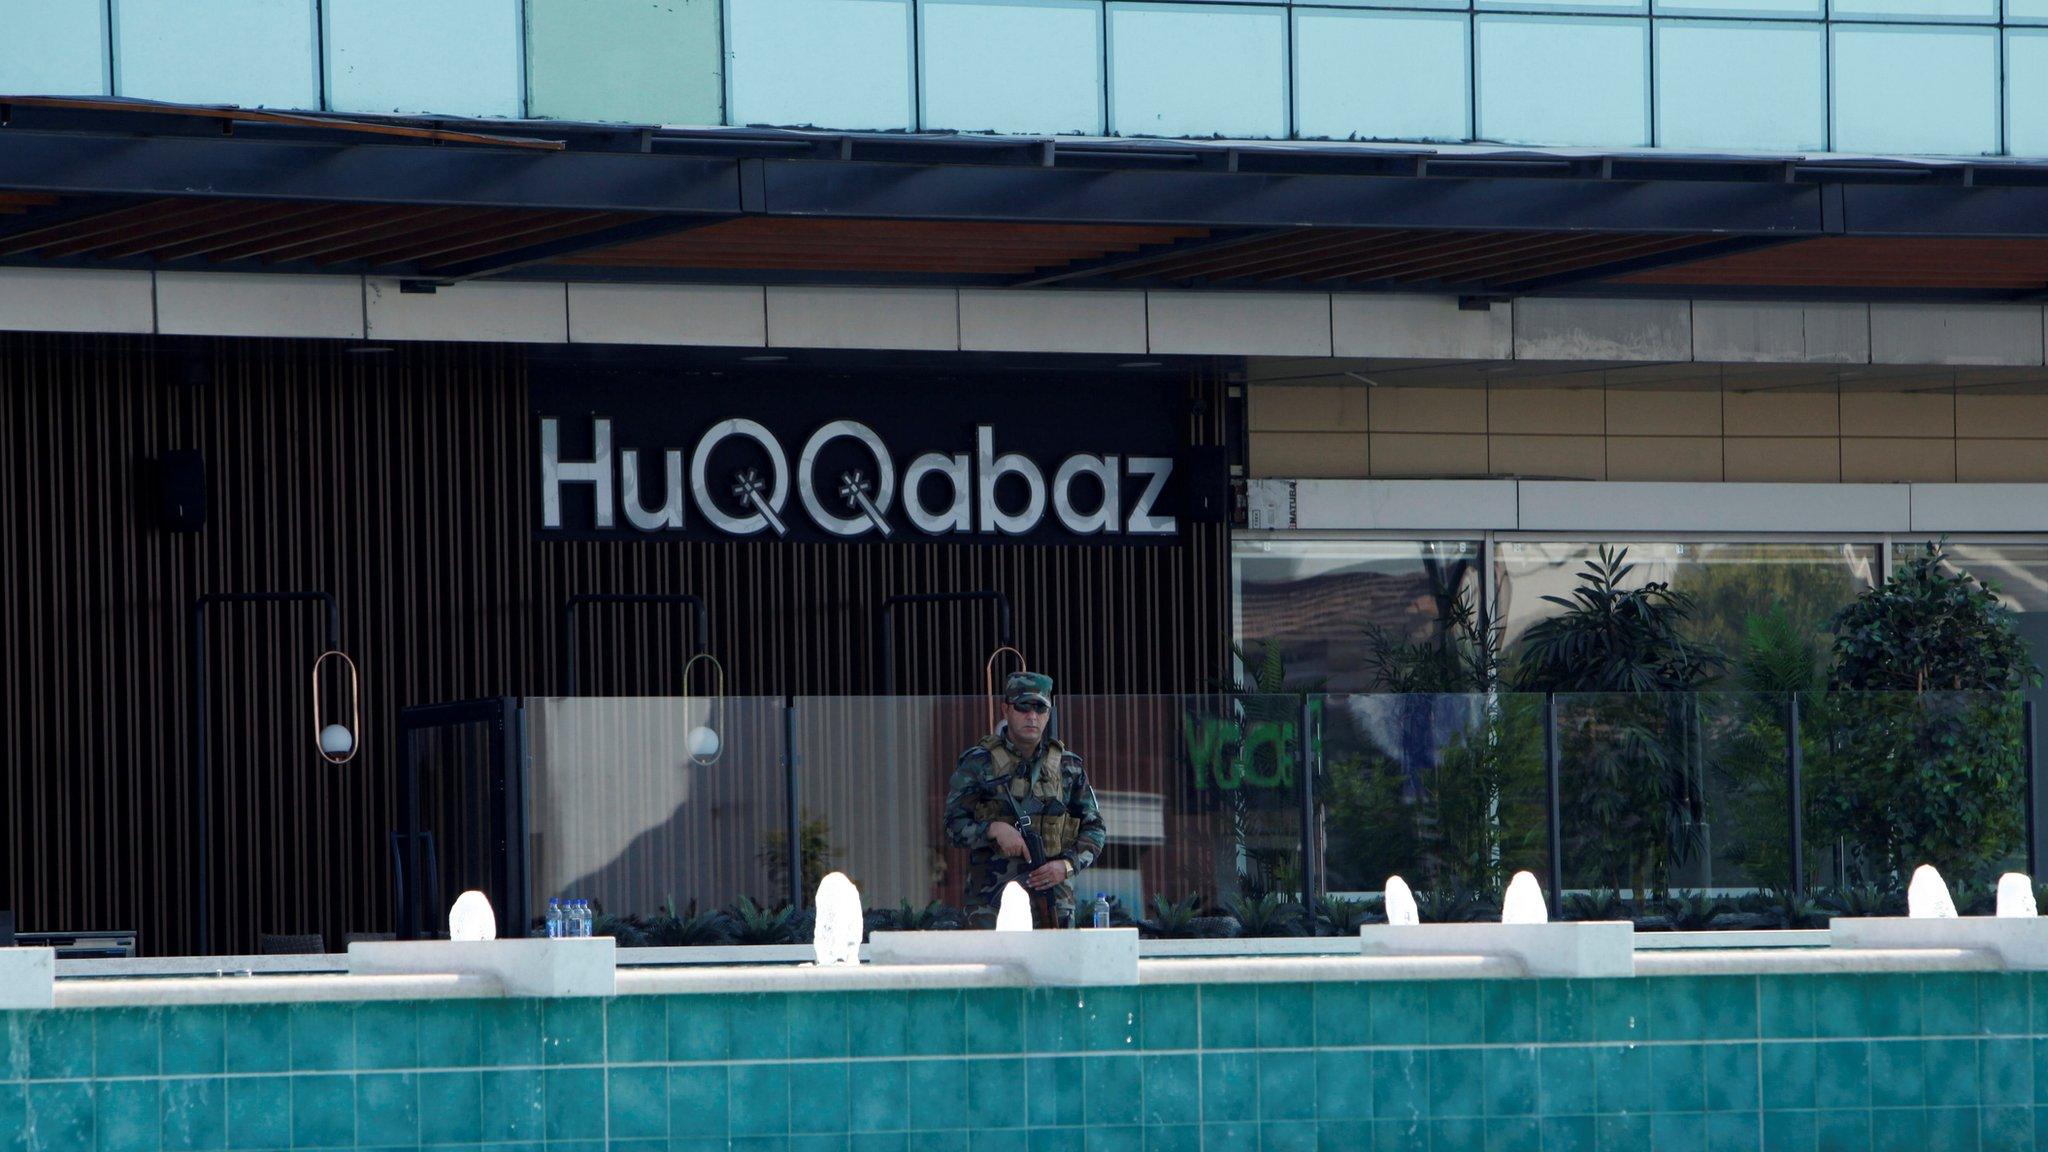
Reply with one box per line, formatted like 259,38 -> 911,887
1997,873 -> 2038,918
812,871 -> 863,965
1384,876 -> 1420,926
1907,864 -> 1958,919
449,890 -> 498,941
1501,871 -> 1549,925
996,881 -> 1034,931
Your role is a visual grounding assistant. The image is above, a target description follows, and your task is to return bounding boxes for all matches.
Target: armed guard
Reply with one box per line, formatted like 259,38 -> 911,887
943,671 -> 1108,927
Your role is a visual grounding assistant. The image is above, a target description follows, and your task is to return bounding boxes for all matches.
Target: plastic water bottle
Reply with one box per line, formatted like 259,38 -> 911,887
546,899 -> 564,939
576,900 -> 593,938
1091,894 -> 1111,929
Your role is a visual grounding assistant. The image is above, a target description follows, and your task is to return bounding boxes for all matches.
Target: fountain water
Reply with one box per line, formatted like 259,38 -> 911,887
996,882 -> 1035,931
1384,876 -> 1420,926
1997,873 -> 2038,918
1501,871 -> 1548,925
1907,864 -> 1958,919
812,871 -> 863,965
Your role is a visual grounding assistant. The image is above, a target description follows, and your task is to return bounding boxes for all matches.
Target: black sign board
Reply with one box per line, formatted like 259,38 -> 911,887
533,367 -> 1190,544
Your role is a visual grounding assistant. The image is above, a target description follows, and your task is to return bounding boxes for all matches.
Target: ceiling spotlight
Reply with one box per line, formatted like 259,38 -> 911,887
741,354 -> 789,363
1118,360 -> 1163,369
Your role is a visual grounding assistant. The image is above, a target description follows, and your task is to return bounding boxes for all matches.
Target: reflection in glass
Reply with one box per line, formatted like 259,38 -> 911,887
1233,539 -> 1481,690
1495,541 -> 1878,681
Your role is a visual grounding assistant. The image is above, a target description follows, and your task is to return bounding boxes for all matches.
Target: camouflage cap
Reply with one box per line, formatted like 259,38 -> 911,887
1003,671 -> 1054,707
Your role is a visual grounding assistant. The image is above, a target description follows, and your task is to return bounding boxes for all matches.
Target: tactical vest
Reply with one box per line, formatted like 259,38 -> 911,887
970,733 -> 1083,859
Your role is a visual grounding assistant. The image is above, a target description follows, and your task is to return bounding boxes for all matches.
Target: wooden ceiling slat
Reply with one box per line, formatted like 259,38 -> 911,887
367,211 -> 620,267
416,213 -> 650,270
1,199 -> 225,258
1469,235 -> 1715,285
209,205 -> 430,262
1306,232 -> 1563,283
122,202 -> 347,261
259,206 -> 484,263
1133,229 -> 1372,280
295,209 -> 521,265
1379,233 -> 1626,283
34,200 -> 259,259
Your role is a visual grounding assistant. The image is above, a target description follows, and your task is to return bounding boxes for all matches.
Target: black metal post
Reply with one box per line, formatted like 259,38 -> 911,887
191,590 -> 338,955
1298,694 -> 1317,914
785,697 -> 803,910
2026,699 -> 2039,880
1787,694 -> 1806,896
876,590 -> 1014,695
1544,693 -> 1563,913
562,593 -> 709,696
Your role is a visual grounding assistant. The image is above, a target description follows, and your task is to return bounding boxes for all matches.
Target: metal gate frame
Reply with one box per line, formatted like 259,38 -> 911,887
395,698 -> 527,941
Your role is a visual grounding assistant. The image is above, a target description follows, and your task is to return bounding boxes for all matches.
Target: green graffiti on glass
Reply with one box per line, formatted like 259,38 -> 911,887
1182,713 -> 1295,790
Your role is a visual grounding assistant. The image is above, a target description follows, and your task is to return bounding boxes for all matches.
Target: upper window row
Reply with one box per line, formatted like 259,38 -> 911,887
0,0 -> 2041,156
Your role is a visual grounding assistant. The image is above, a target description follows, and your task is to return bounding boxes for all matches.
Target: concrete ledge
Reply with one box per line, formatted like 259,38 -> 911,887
867,928 -> 1139,986
618,962 -> 1025,995
59,953 -> 348,978
54,972 -> 503,1008
0,948 -> 56,1009
1633,930 -> 1830,950
1829,917 -> 2048,970
1360,922 -> 1635,978
347,938 -> 616,996
1638,946 -> 2000,976
1140,954 -> 1522,984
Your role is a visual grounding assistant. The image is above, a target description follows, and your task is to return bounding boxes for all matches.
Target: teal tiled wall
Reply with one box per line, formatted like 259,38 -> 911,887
4,973 -> 2047,1150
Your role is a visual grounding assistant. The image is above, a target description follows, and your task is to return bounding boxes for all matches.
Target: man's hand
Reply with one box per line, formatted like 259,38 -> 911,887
987,821 -> 1028,858
1024,859 -> 1071,891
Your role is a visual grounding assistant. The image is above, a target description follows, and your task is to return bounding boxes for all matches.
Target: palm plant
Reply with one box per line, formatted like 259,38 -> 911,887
723,895 -> 798,945
1140,894 -> 1204,939
1225,892 -> 1306,937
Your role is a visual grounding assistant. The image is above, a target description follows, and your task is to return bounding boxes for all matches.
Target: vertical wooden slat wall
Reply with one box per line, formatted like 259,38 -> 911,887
0,334 -> 1231,955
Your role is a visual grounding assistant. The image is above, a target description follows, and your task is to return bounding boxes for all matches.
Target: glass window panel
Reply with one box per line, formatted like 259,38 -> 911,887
0,0 -> 108,96
112,0 -> 318,109
727,0 -> 916,129
1293,10 -> 1471,142
2006,31 -> 2048,154
1107,3 -> 1290,139
1654,0 -> 1820,21
1830,0 -> 1993,22
1654,20 -> 1825,152
1493,541 -> 1881,682
2011,0 -> 2048,24
1479,0 -> 1646,16
1474,15 -> 1650,147
921,0 -> 1104,135
526,0 -> 722,126
1830,24 -> 1999,156
1232,539 -> 1483,692
323,0 -> 523,117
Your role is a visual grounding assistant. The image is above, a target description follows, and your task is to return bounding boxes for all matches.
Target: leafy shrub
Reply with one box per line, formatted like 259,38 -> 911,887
1662,890 -> 1725,931
1562,889 -> 1630,922
1315,896 -> 1381,935
724,895 -> 798,945
1226,892 -> 1306,937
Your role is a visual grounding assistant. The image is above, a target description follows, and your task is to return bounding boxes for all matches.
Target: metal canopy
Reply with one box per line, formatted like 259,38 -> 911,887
4,98 -> 2048,297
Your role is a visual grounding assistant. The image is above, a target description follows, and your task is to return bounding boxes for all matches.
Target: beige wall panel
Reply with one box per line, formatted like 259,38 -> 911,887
1724,438 -> 1841,482
1251,385 -> 1370,432
1840,390 -> 1955,437
1958,394 -> 2048,439
1841,438 -> 1956,482
1723,387 -> 1839,437
1369,385 -> 1486,434
1958,439 -> 2048,482
1488,435 -> 1606,479
1488,387 -> 1603,435
1369,432 -> 1488,477
1606,388 -> 1722,436
1250,432 -> 1370,478
1607,435 -> 1723,481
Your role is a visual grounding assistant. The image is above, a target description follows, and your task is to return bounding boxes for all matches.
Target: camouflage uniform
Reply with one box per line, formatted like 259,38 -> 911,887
944,724 -> 1107,926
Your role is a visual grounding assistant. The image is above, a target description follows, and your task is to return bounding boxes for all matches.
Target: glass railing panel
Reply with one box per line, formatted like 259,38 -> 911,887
792,694 -> 1306,925
1316,692 -> 1549,908
521,695 -> 788,926
1798,689 -> 2029,898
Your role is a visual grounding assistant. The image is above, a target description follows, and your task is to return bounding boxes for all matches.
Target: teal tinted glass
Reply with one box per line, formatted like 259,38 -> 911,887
1654,20 -> 1826,151
727,0 -> 916,129
0,0 -> 108,96
1293,10 -> 1471,142
1830,24 -> 1999,155
1107,2 -> 1289,139
526,0 -> 723,126
1829,0 -> 1994,22
921,0 -> 1105,135
112,0 -> 318,109
1475,15 -> 1650,146
324,0 -> 523,117
2008,31 -> 2048,155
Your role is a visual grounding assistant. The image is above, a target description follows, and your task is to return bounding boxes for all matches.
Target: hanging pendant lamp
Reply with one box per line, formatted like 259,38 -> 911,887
312,649 -> 361,764
681,651 -> 726,766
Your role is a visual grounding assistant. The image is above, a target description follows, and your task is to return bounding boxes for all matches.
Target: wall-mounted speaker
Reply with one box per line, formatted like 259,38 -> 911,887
160,449 -> 207,533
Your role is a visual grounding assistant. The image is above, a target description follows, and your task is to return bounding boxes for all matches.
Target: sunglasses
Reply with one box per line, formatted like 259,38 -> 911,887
1009,701 -> 1049,715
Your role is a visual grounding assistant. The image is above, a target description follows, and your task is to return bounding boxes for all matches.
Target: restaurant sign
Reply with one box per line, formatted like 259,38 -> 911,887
533,369 -> 1188,544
